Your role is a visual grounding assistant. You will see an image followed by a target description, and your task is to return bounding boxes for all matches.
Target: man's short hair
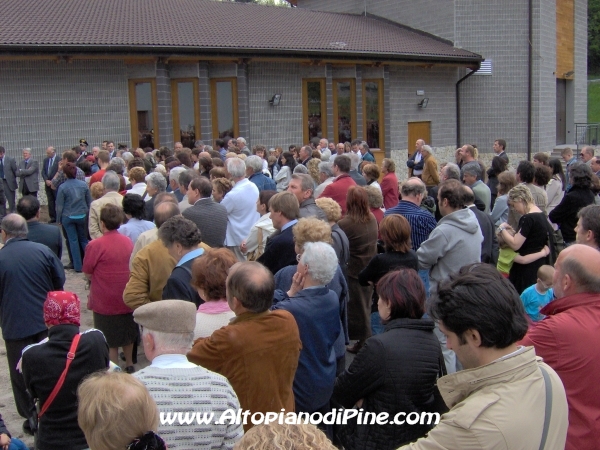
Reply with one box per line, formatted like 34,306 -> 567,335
430,263 -> 529,348
17,195 -> 40,220
401,179 -> 426,197
348,153 -> 360,170
178,169 -> 198,190
154,201 -> 180,228
463,145 -> 475,158
101,171 -> 121,191
62,150 -> 77,163
333,155 -> 351,173
97,150 -> 110,164
462,163 -> 482,180
516,160 -> 535,183
169,166 -> 186,185
291,174 -> 314,194
443,163 -> 461,180
100,204 -> 123,231
227,262 -> 274,313
216,139 -> 225,148
578,205 -> 600,249
122,194 -> 146,221
146,172 -> 168,192
318,161 -> 334,178
495,139 -> 506,150
438,179 -> 465,209
560,147 -> 573,157
107,157 -> 125,175
561,255 -> 600,293
128,167 -> 146,183
158,216 -> 202,249
245,155 -> 263,174
1,213 -> 28,238
269,192 -> 299,221
189,177 -> 213,198
226,157 -> 246,178
582,146 -> 595,158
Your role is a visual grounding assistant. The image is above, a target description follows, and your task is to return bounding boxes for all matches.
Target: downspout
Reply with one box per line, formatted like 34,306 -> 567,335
456,68 -> 478,148
527,0 -> 533,160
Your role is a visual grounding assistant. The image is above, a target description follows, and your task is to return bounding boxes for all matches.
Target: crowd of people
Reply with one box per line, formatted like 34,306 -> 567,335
0,135 -> 599,450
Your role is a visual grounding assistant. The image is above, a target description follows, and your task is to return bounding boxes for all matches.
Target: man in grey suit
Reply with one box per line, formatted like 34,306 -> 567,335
182,177 -> 227,248
42,146 -> 60,222
17,148 -> 39,197
0,146 -> 19,213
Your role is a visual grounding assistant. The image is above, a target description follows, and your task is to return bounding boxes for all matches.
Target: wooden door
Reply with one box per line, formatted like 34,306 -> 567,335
407,121 -> 431,158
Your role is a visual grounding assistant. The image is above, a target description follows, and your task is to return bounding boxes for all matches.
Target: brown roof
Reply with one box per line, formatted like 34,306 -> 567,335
0,0 -> 481,64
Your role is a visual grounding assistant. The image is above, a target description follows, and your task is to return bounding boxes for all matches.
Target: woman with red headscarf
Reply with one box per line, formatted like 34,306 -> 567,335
21,291 -> 109,450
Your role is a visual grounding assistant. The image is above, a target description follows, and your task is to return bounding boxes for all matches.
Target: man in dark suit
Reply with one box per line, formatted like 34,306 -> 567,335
257,192 -> 299,274
16,195 -> 62,259
42,146 -> 59,222
182,177 -> 227,248
17,148 -> 39,197
0,146 -> 19,213
493,139 -> 509,163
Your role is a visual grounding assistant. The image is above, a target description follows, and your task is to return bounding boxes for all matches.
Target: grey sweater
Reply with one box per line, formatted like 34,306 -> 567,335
417,208 -> 483,294
135,365 -> 243,449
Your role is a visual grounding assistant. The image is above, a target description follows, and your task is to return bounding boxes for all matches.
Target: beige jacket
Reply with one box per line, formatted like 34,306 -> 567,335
88,191 -> 124,239
399,347 -> 568,450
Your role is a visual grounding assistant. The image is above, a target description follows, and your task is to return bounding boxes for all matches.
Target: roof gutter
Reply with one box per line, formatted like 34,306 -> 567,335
456,66 -> 478,148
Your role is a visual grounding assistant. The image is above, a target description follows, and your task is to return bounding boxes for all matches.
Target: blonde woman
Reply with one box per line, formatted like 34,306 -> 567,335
234,423 -> 336,450
362,163 -> 381,192
498,184 -> 552,294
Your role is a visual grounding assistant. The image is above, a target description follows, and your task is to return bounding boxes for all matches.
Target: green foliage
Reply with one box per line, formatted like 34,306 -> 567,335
588,80 -> 600,122
590,0 -> 600,73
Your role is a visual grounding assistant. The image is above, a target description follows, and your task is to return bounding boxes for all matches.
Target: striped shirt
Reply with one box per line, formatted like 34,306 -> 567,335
384,200 -> 437,250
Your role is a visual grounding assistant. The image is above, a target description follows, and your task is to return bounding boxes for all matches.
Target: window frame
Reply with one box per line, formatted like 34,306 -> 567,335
302,78 -> 327,144
171,78 -> 201,148
210,77 -> 239,140
128,78 -> 159,149
332,78 -> 357,144
362,78 -> 385,151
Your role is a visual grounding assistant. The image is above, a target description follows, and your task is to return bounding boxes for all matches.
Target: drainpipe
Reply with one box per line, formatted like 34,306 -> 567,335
527,0 -> 533,160
456,68 -> 478,148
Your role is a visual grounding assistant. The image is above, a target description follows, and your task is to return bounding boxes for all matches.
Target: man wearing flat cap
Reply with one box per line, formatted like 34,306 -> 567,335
133,300 -> 243,450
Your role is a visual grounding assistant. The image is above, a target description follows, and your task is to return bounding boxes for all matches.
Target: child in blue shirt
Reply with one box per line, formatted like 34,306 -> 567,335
520,264 -> 555,322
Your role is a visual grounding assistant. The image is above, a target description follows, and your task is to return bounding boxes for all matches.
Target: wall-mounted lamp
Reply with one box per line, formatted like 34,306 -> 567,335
418,98 -> 429,108
563,71 -> 574,78
269,94 -> 282,106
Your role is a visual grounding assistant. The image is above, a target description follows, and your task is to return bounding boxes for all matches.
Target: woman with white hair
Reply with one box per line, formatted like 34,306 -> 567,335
272,241 -> 341,418
143,172 -> 167,222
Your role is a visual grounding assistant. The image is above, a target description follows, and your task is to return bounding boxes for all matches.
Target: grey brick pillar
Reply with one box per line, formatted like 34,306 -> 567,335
355,65 -> 363,142
156,62 -> 173,148
199,62 -> 212,144
383,66 -> 391,157
237,63 -> 250,146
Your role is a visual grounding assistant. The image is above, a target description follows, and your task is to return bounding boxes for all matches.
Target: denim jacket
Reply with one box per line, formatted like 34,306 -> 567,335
56,179 -> 92,219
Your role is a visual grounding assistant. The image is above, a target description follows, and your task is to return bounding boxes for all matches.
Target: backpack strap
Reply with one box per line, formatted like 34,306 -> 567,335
538,365 -> 553,450
38,333 -> 81,418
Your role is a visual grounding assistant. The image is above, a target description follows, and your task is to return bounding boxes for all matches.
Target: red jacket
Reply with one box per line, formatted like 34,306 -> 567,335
318,173 -> 356,215
520,292 -> 600,450
380,172 -> 399,210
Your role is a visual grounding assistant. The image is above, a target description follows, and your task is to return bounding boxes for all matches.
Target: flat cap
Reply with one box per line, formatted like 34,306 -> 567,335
133,300 -> 196,333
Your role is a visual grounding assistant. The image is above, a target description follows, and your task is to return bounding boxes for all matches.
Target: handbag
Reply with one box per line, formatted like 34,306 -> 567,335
30,334 -> 81,431
246,228 -> 264,262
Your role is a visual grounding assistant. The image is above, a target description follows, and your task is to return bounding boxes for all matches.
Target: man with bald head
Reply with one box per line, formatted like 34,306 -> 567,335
407,139 -> 425,178
187,261 -> 301,430
521,244 -> 600,450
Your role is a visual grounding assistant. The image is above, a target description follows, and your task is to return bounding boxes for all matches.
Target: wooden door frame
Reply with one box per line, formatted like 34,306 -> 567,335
171,78 -> 201,145
128,78 -> 159,148
210,77 -> 239,140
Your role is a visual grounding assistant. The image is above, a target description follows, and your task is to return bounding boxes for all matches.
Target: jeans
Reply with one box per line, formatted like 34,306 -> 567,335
9,438 -> 29,450
370,312 -> 385,335
62,215 -> 88,271
418,269 -> 431,299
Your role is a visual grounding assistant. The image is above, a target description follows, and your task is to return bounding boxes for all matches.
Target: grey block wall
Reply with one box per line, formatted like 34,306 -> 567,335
531,0 -> 557,153
0,60 -> 130,161
156,62 -> 174,148
455,0 -> 530,155
574,0 -> 588,125
387,66 -> 459,152
248,62 -> 304,147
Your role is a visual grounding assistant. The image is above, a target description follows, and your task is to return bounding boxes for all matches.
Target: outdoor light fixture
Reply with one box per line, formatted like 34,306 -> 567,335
269,94 -> 282,106
418,98 -> 429,108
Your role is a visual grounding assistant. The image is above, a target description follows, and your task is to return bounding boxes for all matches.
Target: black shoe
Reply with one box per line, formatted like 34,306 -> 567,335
63,263 -> 74,270
124,365 -> 136,374
22,419 -> 34,436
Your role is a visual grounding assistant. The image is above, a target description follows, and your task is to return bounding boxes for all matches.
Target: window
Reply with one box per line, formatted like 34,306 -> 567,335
302,79 -> 327,144
171,79 -> 200,149
333,79 -> 356,144
210,78 -> 238,140
128,79 -> 159,149
362,79 -> 384,150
